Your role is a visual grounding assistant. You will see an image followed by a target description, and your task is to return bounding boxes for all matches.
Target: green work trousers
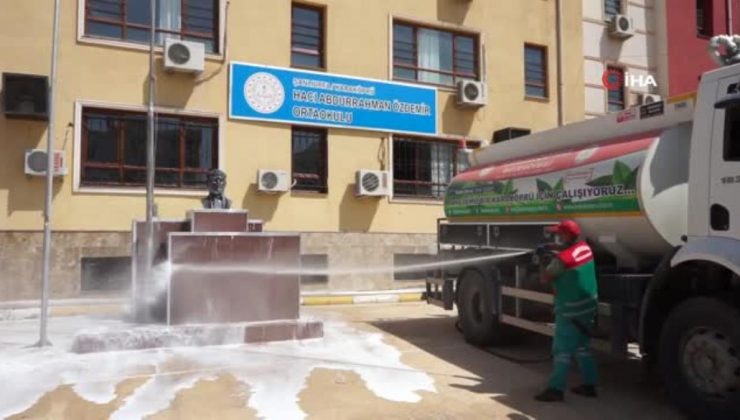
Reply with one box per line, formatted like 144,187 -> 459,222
547,315 -> 599,391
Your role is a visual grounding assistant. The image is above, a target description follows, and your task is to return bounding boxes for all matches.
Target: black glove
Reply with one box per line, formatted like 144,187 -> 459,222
535,244 -> 549,257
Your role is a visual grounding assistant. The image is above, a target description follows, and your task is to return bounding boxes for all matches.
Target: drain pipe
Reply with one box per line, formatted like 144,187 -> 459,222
555,0 -> 565,126
728,0 -> 734,34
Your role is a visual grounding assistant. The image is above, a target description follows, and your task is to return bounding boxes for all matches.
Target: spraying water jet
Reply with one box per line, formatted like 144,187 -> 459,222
74,194 -> 527,354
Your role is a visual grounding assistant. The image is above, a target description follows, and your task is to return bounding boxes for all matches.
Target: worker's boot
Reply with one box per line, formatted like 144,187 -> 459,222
534,388 -> 564,402
571,384 -> 598,398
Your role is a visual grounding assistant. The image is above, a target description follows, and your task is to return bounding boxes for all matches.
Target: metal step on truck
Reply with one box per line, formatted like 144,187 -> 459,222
426,35 -> 740,419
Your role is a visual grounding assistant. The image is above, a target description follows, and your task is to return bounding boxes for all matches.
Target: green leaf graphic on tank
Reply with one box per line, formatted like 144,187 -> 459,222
553,178 -> 564,192
537,179 -> 552,192
502,179 -> 517,195
492,181 -> 505,194
586,175 -> 612,187
613,160 -> 632,186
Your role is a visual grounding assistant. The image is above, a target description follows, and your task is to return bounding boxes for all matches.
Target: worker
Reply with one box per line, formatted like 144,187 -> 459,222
534,219 -> 599,402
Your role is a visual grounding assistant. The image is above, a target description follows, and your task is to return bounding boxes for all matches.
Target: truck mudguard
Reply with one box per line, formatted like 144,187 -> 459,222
671,237 -> 740,277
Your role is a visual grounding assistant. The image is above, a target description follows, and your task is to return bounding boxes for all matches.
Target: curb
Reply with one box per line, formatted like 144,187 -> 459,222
0,297 -> 127,310
301,292 -> 423,306
0,289 -> 426,320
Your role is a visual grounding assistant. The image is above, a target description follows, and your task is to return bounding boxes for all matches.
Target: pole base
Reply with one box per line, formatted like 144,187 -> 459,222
29,339 -> 53,348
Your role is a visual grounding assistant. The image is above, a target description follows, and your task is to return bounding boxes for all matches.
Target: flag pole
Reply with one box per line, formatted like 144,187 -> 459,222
36,0 -> 62,347
139,0 -> 158,323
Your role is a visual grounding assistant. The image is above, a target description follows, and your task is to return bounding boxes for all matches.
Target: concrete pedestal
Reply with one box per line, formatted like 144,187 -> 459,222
129,210 -> 322,346
188,209 -> 249,233
168,232 -> 301,325
131,219 -> 190,322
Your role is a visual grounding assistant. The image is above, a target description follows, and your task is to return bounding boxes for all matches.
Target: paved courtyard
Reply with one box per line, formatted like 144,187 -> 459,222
1,303 -> 682,419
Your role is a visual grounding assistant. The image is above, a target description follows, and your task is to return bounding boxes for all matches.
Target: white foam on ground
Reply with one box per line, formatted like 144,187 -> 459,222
0,314 -> 435,419
0,308 -> 40,321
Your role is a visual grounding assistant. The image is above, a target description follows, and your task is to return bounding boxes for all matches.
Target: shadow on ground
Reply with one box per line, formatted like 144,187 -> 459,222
370,315 -> 683,420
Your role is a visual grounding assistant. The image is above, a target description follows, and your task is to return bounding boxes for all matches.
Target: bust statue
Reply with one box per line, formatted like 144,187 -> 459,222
201,169 -> 232,209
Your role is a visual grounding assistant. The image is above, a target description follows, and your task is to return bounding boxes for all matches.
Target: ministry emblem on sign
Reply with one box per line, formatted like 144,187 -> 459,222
243,72 -> 285,114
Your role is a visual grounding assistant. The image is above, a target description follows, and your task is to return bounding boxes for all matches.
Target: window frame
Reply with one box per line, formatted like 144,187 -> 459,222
392,19 -> 481,88
696,0 -> 714,38
78,0 -> 225,57
291,2 -> 326,70
723,104 -> 740,162
606,65 -> 627,112
524,43 -> 549,101
73,101 -> 223,196
80,107 -> 218,189
291,126 -> 329,194
603,0 -> 624,20
391,135 -> 480,201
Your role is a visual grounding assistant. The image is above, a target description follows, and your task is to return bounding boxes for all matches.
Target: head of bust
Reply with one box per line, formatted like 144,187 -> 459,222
206,169 -> 226,196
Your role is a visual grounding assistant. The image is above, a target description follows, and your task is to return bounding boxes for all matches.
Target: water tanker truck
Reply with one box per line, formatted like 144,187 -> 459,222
426,38 -> 740,419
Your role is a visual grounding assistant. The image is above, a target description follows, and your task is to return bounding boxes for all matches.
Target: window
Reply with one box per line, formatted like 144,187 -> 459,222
393,137 -> 461,199
291,4 -> 324,69
604,0 -> 622,18
606,66 -> 626,112
81,108 -> 218,188
84,0 -> 219,53
2,73 -> 48,120
524,44 -> 548,99
723,104 -> 740,161
292,127 -> 328,193
393,21 -> 478,87
696,0 -> 714,37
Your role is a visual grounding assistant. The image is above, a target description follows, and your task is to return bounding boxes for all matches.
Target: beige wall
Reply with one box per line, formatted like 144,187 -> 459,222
582,0 -> 664,118
0,0 -> 584,235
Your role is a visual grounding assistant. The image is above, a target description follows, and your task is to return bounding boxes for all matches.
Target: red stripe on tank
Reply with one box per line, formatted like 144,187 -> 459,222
455,132 -> 658,183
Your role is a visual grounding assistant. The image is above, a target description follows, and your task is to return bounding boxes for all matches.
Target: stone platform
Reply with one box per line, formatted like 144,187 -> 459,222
128,209 -> 322,346
71,319 -> 324,354
167,232 -> 300,325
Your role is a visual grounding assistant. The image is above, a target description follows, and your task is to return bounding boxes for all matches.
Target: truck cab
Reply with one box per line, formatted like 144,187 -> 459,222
654,62 -> 740,419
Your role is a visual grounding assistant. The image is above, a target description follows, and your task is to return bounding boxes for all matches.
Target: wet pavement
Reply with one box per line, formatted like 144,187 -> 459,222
0,302 -> 683,419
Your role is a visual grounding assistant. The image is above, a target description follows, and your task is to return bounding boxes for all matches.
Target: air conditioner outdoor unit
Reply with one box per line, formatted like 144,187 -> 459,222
638,93 -> 662,105
609,14 -> 635,39
456,80 -> 488,107
257,169 -> 290,193
24,149 -> 67,176
163,38 -> 205,73
355,170 -> 389,197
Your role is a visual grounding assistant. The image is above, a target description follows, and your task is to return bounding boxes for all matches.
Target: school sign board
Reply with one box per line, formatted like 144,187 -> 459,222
229,62 -> 438,135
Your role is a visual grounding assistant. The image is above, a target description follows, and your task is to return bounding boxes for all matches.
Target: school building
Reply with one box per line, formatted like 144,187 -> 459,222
0,0 -> 584,300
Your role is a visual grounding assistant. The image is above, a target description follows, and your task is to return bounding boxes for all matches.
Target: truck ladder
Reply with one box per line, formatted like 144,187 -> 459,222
499,285 -> 625,356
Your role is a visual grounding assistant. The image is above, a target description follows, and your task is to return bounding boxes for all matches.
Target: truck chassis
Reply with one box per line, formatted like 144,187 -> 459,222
426,218 -> 740,419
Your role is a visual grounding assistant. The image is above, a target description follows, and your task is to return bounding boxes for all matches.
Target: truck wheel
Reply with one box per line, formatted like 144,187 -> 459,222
659,297 -> 740,420
457,269 -> 498,346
